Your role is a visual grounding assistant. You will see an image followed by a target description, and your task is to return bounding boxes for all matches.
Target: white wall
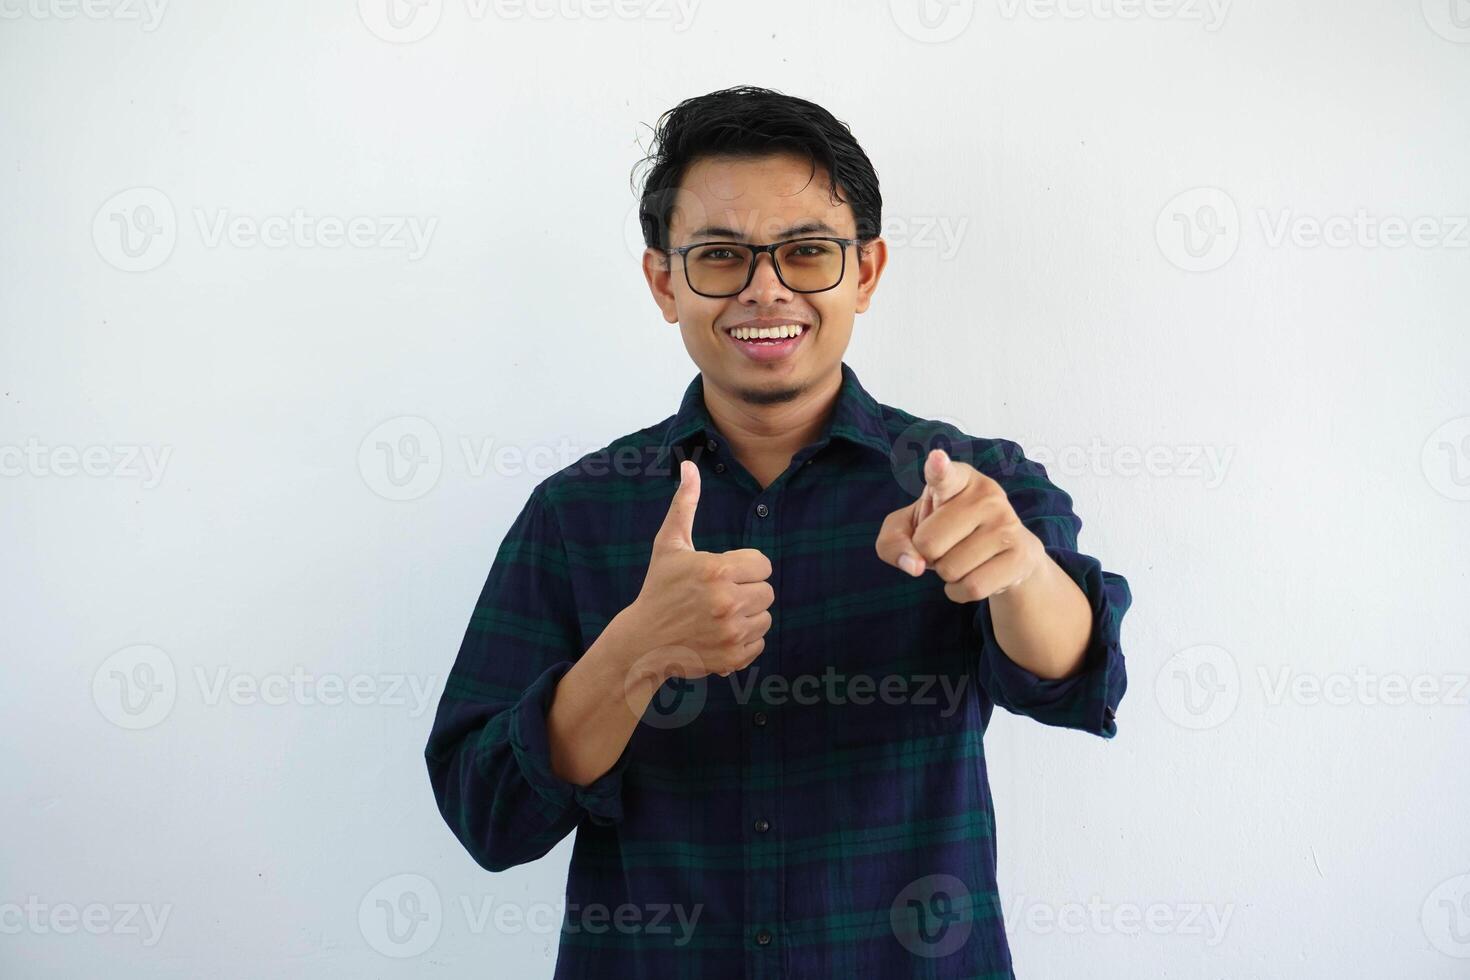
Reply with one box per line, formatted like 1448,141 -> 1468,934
2,1 -> 1467,976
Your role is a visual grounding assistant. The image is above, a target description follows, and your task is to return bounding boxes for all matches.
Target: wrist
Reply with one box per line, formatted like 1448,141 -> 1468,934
609,600 -> 675,681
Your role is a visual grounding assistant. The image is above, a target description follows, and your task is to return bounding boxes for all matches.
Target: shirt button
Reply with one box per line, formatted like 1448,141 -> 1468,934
755,503 -> 769,518
754,818 -> 770,833
707,439 -> 718,452
755,929 -> 772,946
714,462 -> 726,473
753,711 -> 768,727
804,459 -> 812,465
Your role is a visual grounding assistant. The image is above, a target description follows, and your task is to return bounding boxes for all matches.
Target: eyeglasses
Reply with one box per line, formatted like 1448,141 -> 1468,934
663,236 -> 858,298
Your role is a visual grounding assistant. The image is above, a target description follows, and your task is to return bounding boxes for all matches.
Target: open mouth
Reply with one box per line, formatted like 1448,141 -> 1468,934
722,322 -> 810,362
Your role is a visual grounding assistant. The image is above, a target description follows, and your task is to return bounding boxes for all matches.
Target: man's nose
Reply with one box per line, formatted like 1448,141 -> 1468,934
739,252 -> 793,304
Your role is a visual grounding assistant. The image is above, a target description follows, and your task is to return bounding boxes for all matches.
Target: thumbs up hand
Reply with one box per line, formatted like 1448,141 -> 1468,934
628,460 -> 774,679
875,449 -> 1046,604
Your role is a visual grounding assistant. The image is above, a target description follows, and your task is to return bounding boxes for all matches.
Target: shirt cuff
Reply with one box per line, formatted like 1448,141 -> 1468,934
974,545 -> 1127,738
503,661 -> 631,826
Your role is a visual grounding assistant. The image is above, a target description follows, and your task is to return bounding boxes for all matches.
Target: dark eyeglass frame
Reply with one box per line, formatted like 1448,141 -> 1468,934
662,236 -> 859,298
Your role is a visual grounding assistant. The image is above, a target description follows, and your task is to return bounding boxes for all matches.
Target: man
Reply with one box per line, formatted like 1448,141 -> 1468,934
425,85 -> 1130,978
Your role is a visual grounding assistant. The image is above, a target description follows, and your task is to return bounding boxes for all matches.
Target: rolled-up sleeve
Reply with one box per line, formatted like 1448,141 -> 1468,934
970,439 -> 1131,738
424,485 -> 630,873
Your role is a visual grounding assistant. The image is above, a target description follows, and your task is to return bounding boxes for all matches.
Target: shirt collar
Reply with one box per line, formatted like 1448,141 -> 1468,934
653,361 -> 893,471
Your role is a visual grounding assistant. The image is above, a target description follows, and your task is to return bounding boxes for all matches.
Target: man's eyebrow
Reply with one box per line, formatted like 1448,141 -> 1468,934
686,220 -> 845,241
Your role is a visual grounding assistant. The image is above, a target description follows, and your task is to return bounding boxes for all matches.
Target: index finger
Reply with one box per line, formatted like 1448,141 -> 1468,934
719,547 -> 773,583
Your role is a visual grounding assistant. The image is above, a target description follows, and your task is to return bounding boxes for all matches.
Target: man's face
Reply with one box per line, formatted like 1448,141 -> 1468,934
642,152 -> 886,407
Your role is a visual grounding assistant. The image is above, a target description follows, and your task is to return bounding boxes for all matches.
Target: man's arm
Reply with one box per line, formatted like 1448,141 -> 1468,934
549,458 -> 774,785
876,442 -> 1130,736
544,604 -> 662,787
987,549 -> 1094,680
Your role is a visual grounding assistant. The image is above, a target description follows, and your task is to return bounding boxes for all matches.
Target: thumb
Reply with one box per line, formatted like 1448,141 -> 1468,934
654,459 -> 700,551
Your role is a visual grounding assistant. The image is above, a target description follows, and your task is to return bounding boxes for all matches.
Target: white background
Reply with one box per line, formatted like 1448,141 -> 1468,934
2,1 -> 1468,977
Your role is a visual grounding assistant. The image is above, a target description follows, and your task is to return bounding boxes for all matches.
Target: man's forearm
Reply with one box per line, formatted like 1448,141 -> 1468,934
545,603 -> 663,787
987,554 -> 1093,680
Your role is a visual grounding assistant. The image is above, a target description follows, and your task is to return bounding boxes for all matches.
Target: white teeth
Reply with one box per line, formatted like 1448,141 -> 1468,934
730,323 -> 805,341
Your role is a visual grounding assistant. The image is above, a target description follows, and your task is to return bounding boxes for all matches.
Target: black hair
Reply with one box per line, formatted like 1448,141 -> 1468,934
632,85 -> 883,251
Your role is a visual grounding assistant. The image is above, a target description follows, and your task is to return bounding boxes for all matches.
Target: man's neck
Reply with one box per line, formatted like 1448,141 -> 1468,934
701,368 -> 842,488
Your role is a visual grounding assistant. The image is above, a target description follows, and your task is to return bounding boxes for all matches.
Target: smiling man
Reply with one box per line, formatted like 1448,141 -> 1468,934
425,86 -> 1131,979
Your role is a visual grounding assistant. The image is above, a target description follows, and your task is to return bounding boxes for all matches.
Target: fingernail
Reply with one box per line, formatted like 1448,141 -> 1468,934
898,554 -> 919,576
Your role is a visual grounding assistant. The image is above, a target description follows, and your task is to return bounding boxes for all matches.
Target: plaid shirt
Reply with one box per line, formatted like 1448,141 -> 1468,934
425,362 -> 1131,979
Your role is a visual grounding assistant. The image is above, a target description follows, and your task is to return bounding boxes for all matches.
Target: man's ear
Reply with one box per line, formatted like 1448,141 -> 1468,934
853,236 -> 889,315
642,248 -> 680,324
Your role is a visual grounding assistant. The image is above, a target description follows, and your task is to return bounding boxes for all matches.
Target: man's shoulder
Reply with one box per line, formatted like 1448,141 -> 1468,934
526,414 -> 681,506
865,397 -> 1032,479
